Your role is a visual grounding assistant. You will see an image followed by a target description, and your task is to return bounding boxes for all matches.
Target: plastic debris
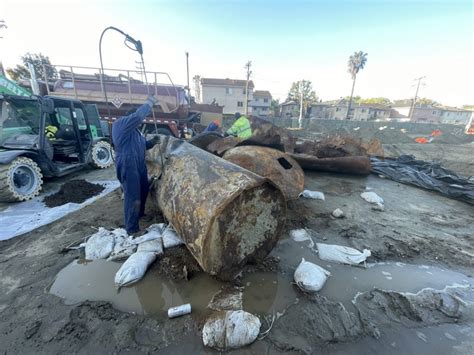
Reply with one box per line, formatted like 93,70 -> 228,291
294,258 -> 331,292
85,228 -> 115,260
202,310 -> 261,350
290,229 -> 312,242
316,243 -> 371,265
299,190 -> 325,200
331,208 -> 344,218
168,304 -> 192,318
360,191 -> 384,210
114,252 -> 157,288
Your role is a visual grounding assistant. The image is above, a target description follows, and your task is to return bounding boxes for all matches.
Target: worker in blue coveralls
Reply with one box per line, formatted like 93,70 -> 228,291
112,95 -> 159,235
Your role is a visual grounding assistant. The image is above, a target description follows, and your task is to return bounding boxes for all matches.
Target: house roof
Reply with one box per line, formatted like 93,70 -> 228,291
279,100 -> 298,107
200,78 -> 255,88
253,90 -> 272,98
322,98 -> 348,106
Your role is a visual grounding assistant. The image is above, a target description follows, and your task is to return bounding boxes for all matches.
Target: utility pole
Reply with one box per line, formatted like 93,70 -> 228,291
410,76 -> 426,119
193,75 -> 201,103
244,61 -> 252,116
298,80 -> 304,128
185,52 -> 190,99
0,19 -> 7,39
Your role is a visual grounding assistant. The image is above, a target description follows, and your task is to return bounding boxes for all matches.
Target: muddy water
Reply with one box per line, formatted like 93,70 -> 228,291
49,244 -> 470,319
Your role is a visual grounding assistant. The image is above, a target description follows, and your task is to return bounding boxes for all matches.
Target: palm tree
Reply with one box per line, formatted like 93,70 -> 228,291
346,51 -> 368,119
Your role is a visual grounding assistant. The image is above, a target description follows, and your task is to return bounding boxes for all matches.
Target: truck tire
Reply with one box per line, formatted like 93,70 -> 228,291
90,141 -> 114,169
0,157 -> 43,202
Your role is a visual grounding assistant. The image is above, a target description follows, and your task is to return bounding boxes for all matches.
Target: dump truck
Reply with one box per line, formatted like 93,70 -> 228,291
28,65 -> 201,138
0,94 -> 113,201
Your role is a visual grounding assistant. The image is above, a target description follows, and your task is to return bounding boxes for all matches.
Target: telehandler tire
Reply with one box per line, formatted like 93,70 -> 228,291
0,157 -> 43,202
90,141 -> 114,169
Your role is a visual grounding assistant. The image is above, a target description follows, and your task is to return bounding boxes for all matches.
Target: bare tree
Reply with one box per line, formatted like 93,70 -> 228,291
347,51 -> 368,119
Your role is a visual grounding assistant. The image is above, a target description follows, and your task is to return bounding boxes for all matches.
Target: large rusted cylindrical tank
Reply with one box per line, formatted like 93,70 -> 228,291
147,138 -> 287,280
222,146 -> 304,200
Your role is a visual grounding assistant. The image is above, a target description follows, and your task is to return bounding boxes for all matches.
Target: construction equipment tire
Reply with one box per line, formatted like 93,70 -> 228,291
90,141 -> 114,169
0,157 -> 43,202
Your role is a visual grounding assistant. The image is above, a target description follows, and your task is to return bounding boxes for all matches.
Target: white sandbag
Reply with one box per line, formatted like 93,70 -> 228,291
85,228 -> 115,260
162,225 -> 184,249
299,190 -> 325,200
360,191 -> 384,210
137,238 -> 163,255
202,310 -> 261,350
107,228 -> 136,261
114,251 -> 157,288
294,258 -> 330,292
128,229 -> 162,245
316,243 -> 371,265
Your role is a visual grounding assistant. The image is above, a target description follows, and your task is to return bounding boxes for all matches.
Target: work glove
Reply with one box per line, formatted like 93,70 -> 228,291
145,95 -> 158,107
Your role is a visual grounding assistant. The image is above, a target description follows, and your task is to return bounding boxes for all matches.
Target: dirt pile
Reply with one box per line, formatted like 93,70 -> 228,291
43,180 -> 105,207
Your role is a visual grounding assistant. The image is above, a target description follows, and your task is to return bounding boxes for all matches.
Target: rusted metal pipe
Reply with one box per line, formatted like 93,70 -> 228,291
223,146 -> 304,200
288,153 -> 372,175
146,138 -> 287,280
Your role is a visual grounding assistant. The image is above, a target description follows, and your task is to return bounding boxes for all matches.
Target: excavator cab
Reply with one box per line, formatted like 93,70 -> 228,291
0,94 -> 114,202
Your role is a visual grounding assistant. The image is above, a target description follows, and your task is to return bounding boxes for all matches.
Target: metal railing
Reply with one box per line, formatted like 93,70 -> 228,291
41,64 -> 180,111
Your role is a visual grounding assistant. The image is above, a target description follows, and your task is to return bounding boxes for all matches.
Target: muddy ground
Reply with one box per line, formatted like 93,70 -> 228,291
1,158 -> 473,353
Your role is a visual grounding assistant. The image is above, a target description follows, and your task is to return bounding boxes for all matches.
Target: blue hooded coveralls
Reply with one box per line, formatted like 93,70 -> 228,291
112,102 -> 153,234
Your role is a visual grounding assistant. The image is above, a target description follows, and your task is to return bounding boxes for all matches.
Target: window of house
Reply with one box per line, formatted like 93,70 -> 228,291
262,107 -> 267,111
432,110 -> 437,115
336,108 -> 340,112
254,98 -> 258,102
264,98 -> 268,103
237,101 -> 243,107
243,89 -> 246,94
226,88 -> 233,95
361,109 -> 367,113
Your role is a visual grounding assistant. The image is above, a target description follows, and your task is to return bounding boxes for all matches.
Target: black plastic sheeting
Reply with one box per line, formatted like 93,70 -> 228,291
371,155 -> 474,205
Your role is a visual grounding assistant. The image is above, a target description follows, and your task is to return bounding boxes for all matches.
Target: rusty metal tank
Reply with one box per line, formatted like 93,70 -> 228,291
147,138 -> 287,280
223,146 -> 305,200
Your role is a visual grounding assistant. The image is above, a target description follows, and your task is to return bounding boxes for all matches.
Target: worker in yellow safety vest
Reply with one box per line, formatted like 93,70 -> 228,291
45,125 -> 58,140
226,112 -> 252,139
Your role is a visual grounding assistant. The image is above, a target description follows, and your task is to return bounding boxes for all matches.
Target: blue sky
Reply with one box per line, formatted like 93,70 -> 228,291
1,0 -> 473,105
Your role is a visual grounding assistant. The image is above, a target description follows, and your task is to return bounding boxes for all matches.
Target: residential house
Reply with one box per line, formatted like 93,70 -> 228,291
352,104 -> 391,121
439,108 -> 472,125
390,99 -> 472,125
199,78 -> 254,115
251,90 -> 272,117
324,99 -> 349,120
279,100 -> 299,118
308,102 -> 332,119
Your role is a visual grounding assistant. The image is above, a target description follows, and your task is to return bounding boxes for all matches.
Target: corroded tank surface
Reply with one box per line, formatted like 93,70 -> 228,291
147,138 -> 286,280
223,146 -> 304,200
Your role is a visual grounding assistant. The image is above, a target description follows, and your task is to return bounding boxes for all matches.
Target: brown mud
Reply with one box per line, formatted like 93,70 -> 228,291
43,179 -> 105,207
1,158 -> 474,353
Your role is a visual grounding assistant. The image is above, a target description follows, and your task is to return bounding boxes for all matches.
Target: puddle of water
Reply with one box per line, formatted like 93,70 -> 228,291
48,259 -> 222,317
50,240 -> 471,321
271,238 -> 471,308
